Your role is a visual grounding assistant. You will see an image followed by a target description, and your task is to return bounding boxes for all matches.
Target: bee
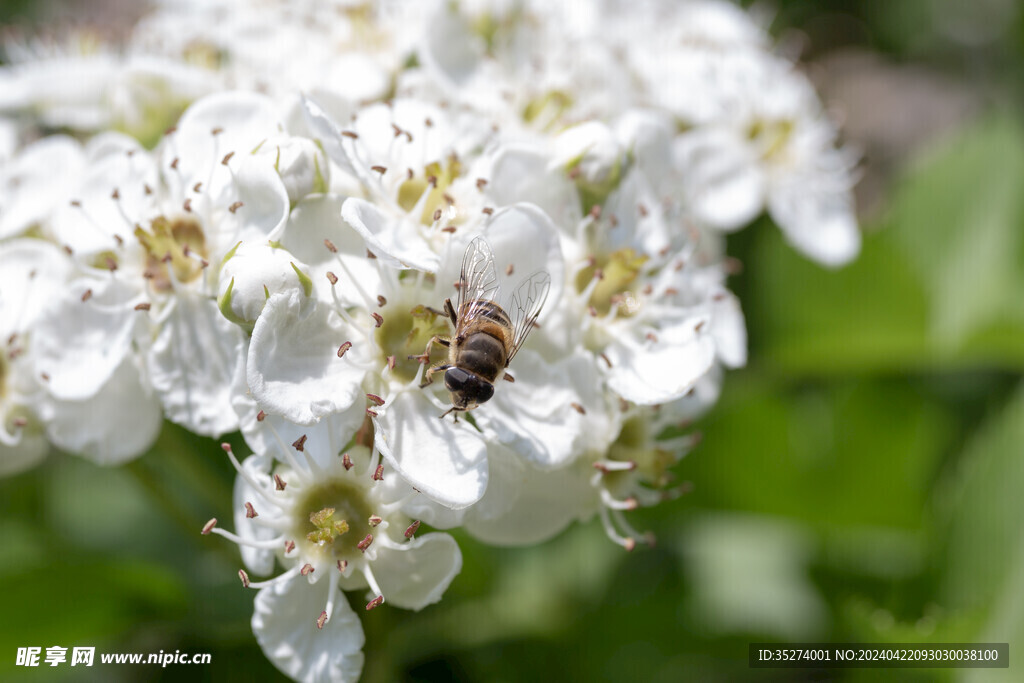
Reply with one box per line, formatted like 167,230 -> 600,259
413,236 -> 550,418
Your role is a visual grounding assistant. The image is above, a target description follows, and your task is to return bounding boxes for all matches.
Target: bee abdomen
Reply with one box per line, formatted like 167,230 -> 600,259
459,333 -> 506,382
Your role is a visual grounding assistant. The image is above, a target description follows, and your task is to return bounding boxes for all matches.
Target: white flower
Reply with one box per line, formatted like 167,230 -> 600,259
34,92 -> 291,436
674,51 -> 861,266
0,135 -> 85,240
205,412 -> 462,682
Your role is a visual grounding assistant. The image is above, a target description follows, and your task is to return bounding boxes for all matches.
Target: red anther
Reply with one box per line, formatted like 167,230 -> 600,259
342,453 -> 354,470
663,287 -> 679,296
476,178 -> 488,190
300,563 -> 315,576
221,152 -> 235,165
589,204 -> 602,219
366,595 -> 384,611
505,263 -> 514,276
366,393 -> 385,406
323,238 -> 338,253
256,410 -> 266,421
244,502 -> 258,518
442,225 -> 457,233
366,409 -> 378,418
405,520 -> 420,539
624,497 -> 639,510
170,157 -> 179,170
695,321 -> 706,332
193,182 -> 203,193
645,332 -> 659,343
642,284 -> 653,296
377,295 -> 387,307
221,443 -> 233,452
165,125 -> 177,135
40,373 -> 49,382
371,165 -> 387,175
712,292 -> 727,301
228,201 -> 243,213
588,306 -> 598,317
623,538 -> 637,552
292,434 -> 307,451
134,302 -> 151,311
371,312 -> 384,328
238,569 -> 250,587
366,249 -> 376,259
341,130 -> 359,139
201,518 -> 218,535
482,207 -> 494,215
337,341 -> 353,358
594,268 -> 605,281
326,271 -> 339,285
284,540 -> 295,554
372,464 -> 384,481
386,356 -> 396,370
317,611 -> 328,629
357,534 -> 373,552
432,209 -> 443,222
391,123 -> 403,138
81,289 -> 93,302
337,560 -> 347,572
368,515 -> 383,527
274,474 -> 286,491
427,175 -> 438,187
570,402 -> 586,415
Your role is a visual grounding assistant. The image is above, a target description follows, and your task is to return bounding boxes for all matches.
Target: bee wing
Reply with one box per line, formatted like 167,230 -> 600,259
455,236 -> 500,337
505,270 -> 551,363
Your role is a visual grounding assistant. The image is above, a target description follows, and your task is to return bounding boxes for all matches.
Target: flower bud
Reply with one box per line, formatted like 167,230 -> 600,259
218,241 -> 313,330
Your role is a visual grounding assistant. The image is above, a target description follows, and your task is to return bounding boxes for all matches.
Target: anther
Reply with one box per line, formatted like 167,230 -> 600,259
695,321 -> 706,332
164,125 -> 177,135
712,292 -> 726,301
12,417 -> 27,428
663,287 -> 678,296
406,168 -> 414,180
482,207 -> 494,215
442,225 -> 457,233
300,563 -> 314,576
443,193 -> 454,205
642,284 -> 653,296
506,263 -> 514,276
476,178 -> 488,190
405,520 -> 420,539
391,123 -> 402,138
40,373 -> 49,382
221,443 -> 233,453
284,540 -> 295,554
594,268 -> 605,280
366,596 -> 384,611
609,214 -> 619,227
424,117 -> 434,127
433,209 -> 442,222
211,127 -> 224,136
623,538 -> 637,552
357,534 -> 373,552
144,184 -> 153,195
244,502 -> 258,518
70,200 -> 82,207
600,352 -> 613,368
589,204 -> 602,219
111,188 -> 120,200
377,295 -> 387,307
221,152 -> 235,165
725,257 -> 743,275
81,289 -> 93,302
341,131 -> 359,139
366,393 -> 385,407
113,234 -> 124,246
368,515 -> 382,527
228,201 -> 243,213
588,306 -> 598,317
337,560 -> 347,572
170,157 -> 179,170
183,199 -> 193,212
323,238 -> 337,253
372,464 -> 384,481
256,410 -> 266,421
292,434 -> 307,451
570,402 -> 586,415
337,341 -> 352,358
274,474 -> 286,490
645,332 -> 659,343
427,175 -> 438,187
134,302 -> 151,311
326,271 -> 338,285
371,165 -> 387,175
239,569 -> 250,587
365,407 -> 378,417
371,312 -> 384,328
317,611 -> 328,630
342,453 -> 354,470
637,203 -> 648,217
366,249 -> 376,259
201,518 -> 218,535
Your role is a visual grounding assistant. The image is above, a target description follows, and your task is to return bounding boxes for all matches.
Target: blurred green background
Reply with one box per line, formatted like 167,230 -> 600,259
3,0 -> 1024,680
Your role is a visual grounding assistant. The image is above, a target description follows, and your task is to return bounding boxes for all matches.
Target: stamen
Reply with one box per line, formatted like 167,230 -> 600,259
598,506 -> 635,551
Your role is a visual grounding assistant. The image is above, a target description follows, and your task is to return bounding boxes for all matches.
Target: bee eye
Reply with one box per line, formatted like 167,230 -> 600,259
475,381 -> 494,404
444,367 -> 472,392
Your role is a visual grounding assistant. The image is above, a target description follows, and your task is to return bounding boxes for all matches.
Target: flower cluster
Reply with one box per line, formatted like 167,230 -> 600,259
0,1 -> 859,680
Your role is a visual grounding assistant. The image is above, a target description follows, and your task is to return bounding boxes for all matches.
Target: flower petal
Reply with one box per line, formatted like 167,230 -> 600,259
676,129 -> 765,230
373,390 -> 488,510
234,455 -> 278,577
371,532 -> 462,611
252,577 -> 364,683
769,170 -> 861,267
247,292 -> 367,425
341,197 -> 439,272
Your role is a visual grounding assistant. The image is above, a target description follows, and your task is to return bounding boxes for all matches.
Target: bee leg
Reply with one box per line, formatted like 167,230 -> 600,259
408,335 -> 450,365
439,406 -> 458,420
443,298 -> 458,326
420,363 -> 452,389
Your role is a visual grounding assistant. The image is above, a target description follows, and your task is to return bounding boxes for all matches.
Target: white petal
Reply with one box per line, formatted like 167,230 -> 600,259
466,456 -> 597,546
247,292 -> 367,425
33,276 -> 142,401
476,351 -> 607,469
340,198 -> 439,272
148,292 -> 245,436
44,357 -> 161,466
252,578 -> 364,683
482,145 -> 583,232
234,455 -> 278,577
676,130 -> 765,230
604,318 -> 717,405
0,135 -> 85,239
371,532 -> 462,611
0,238 -> 75,336
374,390 -> 488,510
710,289 -> 747,368
283,195 -> 382,309
769,173 -> 861,267
0,434 -> 48,478
225,156 -> 292,245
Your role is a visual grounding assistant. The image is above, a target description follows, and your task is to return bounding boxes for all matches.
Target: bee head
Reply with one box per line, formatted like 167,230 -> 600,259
443,367 -> 494,410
